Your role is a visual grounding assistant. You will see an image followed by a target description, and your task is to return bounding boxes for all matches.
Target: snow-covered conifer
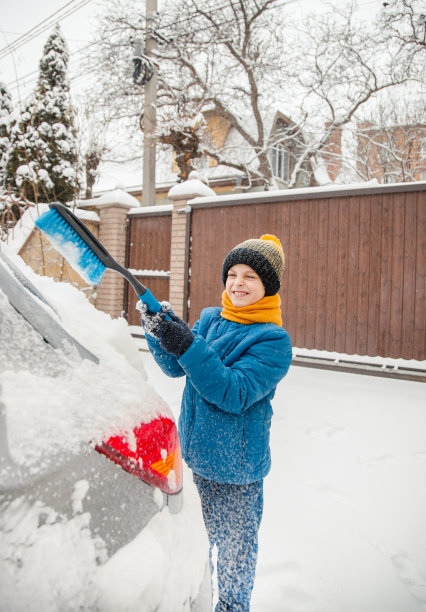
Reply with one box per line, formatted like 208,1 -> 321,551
6,25 -> 80,203
0,82 -> 13,191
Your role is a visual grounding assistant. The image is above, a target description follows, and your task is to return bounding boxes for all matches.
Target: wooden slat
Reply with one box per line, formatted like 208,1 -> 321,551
304,201 -> 318,349
335,197 -> 349,353
378,194 -> 393,357
315,199 -> 328,349
389,192 -> 405,357
324,199 -> 338,351
286,202 -> 300,344
366,197 -> 382,356
355,196 -> 371,355
346,195 -> 360,354
295,201 -> 309,348
401,192 -> 417,359
414,191 -> 426,360
279,202 -> 292,331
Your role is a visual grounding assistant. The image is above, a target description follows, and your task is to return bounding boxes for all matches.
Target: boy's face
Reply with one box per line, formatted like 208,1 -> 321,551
226,264 -> 265,307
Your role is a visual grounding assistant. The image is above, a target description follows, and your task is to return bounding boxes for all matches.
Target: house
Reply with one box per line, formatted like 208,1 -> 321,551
120,109 -> 315,205
96,113 -> 426,206
357,121 -> 426,184
266,111 -> 313,189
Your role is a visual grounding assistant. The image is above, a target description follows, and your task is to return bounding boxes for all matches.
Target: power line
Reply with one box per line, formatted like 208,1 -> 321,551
0,0 -> 93,58
5,38 -> 101,93
5,0 -> 295,93
1,0 -> 248,93
0,0 -> 95,61
6,69 -> 38,89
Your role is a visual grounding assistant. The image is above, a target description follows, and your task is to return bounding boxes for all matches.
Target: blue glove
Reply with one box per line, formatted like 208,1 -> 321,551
137,302 -> 194,358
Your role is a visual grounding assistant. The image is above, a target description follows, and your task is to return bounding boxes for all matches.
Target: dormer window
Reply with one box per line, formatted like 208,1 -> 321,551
271,142 -> 290,182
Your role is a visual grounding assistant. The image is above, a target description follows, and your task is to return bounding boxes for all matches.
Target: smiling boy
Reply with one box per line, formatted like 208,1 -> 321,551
139,235 -> 292,611
226,264 -> 265,307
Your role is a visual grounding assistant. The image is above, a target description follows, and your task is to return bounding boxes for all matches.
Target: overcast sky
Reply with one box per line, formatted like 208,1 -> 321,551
1,0 -> 98,102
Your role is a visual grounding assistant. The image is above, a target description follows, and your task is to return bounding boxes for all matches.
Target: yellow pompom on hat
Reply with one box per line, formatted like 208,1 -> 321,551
222,234 -> 285,296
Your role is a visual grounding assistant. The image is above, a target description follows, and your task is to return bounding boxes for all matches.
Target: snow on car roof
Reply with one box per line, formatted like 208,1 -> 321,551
0,243 -> 171,469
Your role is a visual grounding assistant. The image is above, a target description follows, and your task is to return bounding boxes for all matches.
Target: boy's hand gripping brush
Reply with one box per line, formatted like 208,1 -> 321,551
36,203 -> 170,318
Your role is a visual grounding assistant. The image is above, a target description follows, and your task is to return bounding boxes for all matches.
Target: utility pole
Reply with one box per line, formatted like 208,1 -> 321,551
142,0 -> 157,206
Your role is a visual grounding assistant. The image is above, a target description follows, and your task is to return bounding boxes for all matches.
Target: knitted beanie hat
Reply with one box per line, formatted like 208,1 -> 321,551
222,234 -> 285,296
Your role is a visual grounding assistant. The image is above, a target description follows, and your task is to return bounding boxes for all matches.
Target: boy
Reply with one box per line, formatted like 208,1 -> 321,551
139,235 -> 292,611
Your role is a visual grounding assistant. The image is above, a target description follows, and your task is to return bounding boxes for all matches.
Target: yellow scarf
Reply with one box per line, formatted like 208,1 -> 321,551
221,291 -> 283,327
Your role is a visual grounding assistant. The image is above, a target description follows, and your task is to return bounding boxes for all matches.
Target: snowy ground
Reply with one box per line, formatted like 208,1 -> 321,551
142,351 -> 426,612
2,242 -> 425,611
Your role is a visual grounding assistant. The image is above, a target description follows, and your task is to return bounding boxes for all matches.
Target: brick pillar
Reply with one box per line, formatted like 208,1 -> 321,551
168,172 -> 215,319
93,201 -> 134,318
167,198 -> 190,319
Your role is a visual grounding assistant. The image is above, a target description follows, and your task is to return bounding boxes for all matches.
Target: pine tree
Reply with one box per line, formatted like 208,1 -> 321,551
0,82 -> 13,191
6,25 -> 80,203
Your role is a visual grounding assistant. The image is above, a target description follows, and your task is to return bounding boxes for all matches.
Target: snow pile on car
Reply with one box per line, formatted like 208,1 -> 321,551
0,244 -> 171,468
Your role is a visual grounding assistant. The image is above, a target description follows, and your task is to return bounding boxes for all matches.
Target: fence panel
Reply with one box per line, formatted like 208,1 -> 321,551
126,211 -> 172,325
188,186 -> 425,360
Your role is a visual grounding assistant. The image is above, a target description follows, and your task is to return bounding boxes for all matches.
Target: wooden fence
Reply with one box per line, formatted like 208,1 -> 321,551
126,183 -> 425,361
126,208 -> 172,325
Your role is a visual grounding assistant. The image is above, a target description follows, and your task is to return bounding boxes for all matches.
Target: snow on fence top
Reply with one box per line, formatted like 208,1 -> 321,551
128,204 -> 173,216
187,179 -> 426,208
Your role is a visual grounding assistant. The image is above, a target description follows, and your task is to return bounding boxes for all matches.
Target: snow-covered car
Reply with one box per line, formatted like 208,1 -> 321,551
0,245 -> 210,612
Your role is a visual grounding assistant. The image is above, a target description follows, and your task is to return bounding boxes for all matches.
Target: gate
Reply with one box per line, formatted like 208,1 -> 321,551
125,207 -> 172,325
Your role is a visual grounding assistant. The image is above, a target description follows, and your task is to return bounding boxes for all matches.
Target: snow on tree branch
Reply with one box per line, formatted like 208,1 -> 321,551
83,0 -> 425,189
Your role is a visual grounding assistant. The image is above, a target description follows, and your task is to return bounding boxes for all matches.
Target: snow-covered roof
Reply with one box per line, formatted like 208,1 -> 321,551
3,204 -> 99,255
3,204 -> 50,255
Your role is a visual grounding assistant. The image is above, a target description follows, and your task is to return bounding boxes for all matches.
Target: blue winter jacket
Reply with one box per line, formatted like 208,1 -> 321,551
146,307 -> 292,484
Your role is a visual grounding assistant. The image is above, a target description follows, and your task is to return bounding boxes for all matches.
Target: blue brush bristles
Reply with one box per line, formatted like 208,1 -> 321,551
36,208 -> 106,286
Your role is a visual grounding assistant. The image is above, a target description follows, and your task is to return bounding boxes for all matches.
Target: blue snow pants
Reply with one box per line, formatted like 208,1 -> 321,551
193,474 -> 264,612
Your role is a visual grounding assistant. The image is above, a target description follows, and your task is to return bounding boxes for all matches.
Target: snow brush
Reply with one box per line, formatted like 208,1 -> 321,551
36,203 -> 170,317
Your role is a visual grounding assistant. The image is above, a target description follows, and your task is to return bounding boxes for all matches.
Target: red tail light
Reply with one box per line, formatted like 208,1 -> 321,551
95,416 -> 182,495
